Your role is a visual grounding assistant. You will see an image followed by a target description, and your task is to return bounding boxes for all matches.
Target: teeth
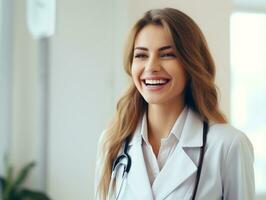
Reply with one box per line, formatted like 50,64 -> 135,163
145,79 -> 168,84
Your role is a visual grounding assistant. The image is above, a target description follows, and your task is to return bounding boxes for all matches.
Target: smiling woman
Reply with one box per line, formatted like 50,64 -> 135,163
95,7 -> 255,200
132,25 -> 187,108
131,24 -> 188,157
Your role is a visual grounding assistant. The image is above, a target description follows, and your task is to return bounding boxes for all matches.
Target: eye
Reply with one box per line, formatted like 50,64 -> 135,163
161,53 -> 176,58
134,53 -> 148,59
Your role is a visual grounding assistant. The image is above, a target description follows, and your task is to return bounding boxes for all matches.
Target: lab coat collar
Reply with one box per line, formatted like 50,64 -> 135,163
126,119 -> 154,200
128,116 -> 142,146
179,107 -> 203,147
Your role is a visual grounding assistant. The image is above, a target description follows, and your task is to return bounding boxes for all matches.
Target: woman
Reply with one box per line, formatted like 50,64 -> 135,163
95,8 -> 255,200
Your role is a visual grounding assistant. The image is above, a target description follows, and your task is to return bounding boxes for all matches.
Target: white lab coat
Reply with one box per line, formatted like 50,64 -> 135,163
95,109 -> 255,200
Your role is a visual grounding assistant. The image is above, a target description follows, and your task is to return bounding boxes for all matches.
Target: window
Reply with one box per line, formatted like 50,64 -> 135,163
230,12 -> 266,197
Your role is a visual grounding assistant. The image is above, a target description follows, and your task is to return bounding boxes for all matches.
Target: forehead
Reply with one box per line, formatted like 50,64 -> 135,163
134,24 -> 174,50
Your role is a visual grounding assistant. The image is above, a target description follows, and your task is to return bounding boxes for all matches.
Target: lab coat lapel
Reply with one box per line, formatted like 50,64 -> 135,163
126,119 -> 154,200
152,109 -> 204,200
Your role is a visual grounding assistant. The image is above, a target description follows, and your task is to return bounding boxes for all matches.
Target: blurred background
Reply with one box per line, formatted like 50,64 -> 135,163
0,0 -> 265,199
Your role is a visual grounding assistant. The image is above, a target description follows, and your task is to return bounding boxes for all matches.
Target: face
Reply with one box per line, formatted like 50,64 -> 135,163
131,24 -> 187,106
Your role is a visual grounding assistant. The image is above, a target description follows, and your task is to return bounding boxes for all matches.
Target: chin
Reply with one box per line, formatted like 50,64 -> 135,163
143,96 -> 168,105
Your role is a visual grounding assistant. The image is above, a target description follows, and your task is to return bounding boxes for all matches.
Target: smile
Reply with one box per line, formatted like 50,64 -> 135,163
144,79 -> 170,85
141,78 -> 170,91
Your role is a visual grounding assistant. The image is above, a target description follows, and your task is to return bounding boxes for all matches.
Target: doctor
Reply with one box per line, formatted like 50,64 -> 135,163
95,8 -> 255,200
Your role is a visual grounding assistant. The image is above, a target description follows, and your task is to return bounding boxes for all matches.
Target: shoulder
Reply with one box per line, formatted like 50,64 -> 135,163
208,122 -> 251,146
96,129 -> 108,163
207,122 -> 254,161
208,124 -> 255,199
94,129 -> 108,198
97,129 -> 107,147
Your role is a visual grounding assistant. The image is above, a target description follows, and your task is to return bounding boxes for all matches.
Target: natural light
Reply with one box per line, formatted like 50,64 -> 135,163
230,12 -> 266,196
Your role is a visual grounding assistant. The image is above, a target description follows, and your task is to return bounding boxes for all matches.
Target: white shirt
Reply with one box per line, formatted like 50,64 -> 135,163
141,107 -> 188,184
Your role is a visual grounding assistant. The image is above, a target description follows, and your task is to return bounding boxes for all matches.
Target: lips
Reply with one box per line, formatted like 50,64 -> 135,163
142,77 -> 170,85
141,77 -> 171,91
144,79 -> 169,85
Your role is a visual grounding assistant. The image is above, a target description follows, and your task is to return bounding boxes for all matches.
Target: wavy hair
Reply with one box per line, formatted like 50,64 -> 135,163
96,7 -> 226,200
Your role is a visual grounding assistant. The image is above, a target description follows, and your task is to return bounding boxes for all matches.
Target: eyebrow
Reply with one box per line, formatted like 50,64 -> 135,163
134,45 -> 173,51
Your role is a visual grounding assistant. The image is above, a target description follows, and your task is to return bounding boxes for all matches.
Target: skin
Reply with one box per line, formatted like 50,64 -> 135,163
131,24 -> 187,157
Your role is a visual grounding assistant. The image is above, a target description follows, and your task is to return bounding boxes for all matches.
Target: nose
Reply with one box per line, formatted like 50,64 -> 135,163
145,55 -> 161,72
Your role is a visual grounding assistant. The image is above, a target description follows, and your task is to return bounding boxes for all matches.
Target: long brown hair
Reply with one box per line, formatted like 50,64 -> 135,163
96,7 -> 226,199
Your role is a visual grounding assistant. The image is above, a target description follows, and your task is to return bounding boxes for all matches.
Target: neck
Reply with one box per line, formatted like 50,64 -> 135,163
147,100 -> 185,145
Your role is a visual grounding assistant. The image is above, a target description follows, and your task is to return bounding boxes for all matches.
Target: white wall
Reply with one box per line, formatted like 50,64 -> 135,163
0,0 -> 13,177
0,0 -> 5,175
8,0 -> 231,199
234,0 -> 266,10
47,1 -> 118,199
0,0 -> 5,176
9,0 -> 40,188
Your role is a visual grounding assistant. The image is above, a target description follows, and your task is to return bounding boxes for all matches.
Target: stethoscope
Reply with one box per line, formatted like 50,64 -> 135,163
108,121 -> 209,200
